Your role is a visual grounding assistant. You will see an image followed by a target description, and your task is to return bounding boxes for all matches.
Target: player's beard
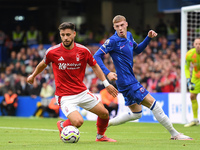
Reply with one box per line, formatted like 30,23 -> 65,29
63,39 -> 74,48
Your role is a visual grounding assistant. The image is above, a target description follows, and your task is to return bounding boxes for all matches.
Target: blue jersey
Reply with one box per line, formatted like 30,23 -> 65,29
94,31 -> 151,92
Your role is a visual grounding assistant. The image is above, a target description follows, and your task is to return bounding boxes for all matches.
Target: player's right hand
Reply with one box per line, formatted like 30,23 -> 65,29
187,78 -> 195,90
27,74 -> 35,84
106,84 -> 118,98
107,72 -> 118,81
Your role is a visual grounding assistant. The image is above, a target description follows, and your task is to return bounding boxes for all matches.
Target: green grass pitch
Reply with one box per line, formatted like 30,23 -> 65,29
0,117 -> 199,150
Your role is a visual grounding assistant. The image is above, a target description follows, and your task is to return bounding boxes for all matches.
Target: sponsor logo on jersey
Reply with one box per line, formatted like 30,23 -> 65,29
58,56 -> 64,61
58,62 -> 81,70
58,63 -> 67,70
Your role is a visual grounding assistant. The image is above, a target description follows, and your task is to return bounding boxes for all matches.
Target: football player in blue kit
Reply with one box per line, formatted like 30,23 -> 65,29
94,15 -> 192,140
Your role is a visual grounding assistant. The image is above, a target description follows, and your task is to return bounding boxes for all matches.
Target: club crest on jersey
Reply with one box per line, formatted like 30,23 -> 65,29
129,42 -> 133,47
139,87 -> 145,93
76,54 -> 80,61
103,39 -> 110,48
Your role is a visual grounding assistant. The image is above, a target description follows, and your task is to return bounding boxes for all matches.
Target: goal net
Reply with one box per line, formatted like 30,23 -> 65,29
181,4 -> 200,124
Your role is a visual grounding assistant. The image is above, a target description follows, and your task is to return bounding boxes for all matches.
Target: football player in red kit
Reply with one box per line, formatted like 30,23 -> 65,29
27,22 -> 118,142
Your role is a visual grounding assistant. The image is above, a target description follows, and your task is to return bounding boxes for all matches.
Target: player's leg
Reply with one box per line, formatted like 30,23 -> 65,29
108,103 -> 142,126
142,93 -> 193,140
184,93 -> 199,127
89,101 -> 116,142
108,85 -> 144,127
57,110 -> 83,139
56,95 -> 84,138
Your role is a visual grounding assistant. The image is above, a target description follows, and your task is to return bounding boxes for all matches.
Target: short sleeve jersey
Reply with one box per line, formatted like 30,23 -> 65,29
44,43 -> 96,96
185,48 -> 200,79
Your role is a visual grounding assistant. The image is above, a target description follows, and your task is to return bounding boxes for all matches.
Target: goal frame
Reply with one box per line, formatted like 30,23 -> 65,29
181,4 -> 200,124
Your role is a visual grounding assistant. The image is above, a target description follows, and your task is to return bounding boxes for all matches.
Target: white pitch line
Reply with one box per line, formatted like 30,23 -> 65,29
0,127 -> 87,133
0,127 -> 58,132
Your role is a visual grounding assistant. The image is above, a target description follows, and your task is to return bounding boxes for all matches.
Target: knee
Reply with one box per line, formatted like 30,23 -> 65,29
190,94 -> 196,100
71,119 -> 84,128
98,109 -> 109,119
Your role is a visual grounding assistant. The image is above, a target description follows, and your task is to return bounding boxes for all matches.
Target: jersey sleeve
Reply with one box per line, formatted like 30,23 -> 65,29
185,50 -> 192,79
134,36 -> 151,54
93,39 -> 115,75
43,48 -> 52,65
99,38 -> 115,54
86,49 -> 97,66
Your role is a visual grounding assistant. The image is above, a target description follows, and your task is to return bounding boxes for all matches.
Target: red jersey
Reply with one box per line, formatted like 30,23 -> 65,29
44,43 -> 96,96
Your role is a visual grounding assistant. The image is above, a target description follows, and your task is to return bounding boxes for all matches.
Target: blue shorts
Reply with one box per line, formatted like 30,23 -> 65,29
121,82 -> 149,106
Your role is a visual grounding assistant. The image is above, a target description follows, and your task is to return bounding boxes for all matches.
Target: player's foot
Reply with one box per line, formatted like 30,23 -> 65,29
171,133 -> 193,140
184,120 -> 199,127
96,135 -> 117,142
57,120 -> 64,138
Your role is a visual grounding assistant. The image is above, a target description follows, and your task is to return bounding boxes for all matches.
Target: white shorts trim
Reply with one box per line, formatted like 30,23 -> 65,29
55,90 -> 100,117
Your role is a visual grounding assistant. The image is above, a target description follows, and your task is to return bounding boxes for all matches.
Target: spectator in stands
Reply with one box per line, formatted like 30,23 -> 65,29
83,31 -> 96,45
39,82 -> 54,107
5,66 -> 15,86
156,65 -> 176,92
25,59 -> 34,74
0,77 -> 15,95
149,40 -> 159,54
0,88 -> 18,116
37,44 -> 46,58
15,75 -> 30,95
100,88 -> 118,118
12,25 -> 25,52
33,97 -> 59,118
167,21 -> 179,42
26,25 -> 42,46
19,64 -> 28,77
33,48 -> 42,63
155,19 -> 167,37
0,72 -> 6,89
29,79 -> 41,99
8,51 -> 17,65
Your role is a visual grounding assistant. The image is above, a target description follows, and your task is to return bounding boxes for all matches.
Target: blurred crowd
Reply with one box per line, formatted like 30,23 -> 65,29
0,19 -> 182,97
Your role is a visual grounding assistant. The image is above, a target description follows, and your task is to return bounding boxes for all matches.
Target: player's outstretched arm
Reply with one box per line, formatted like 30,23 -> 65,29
27,60 -> 47,84
134,30 -> 157,54
91,63 -> 118,97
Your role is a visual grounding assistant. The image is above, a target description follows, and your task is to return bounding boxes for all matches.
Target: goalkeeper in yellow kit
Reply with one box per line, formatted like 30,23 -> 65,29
184,37 -> 200,127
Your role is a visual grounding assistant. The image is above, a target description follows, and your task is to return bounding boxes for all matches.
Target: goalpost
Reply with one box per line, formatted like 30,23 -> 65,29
181,4 -> 200,124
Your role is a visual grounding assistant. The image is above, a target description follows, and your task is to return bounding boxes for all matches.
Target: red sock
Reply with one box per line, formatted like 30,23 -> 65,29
63,119 -> 72,127
96,117 -> 109,135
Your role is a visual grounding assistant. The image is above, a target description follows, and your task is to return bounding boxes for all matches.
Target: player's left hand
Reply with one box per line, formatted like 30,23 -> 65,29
148,30 -> 157,38
105,84 -> 118,98
107,72 -> 118,81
